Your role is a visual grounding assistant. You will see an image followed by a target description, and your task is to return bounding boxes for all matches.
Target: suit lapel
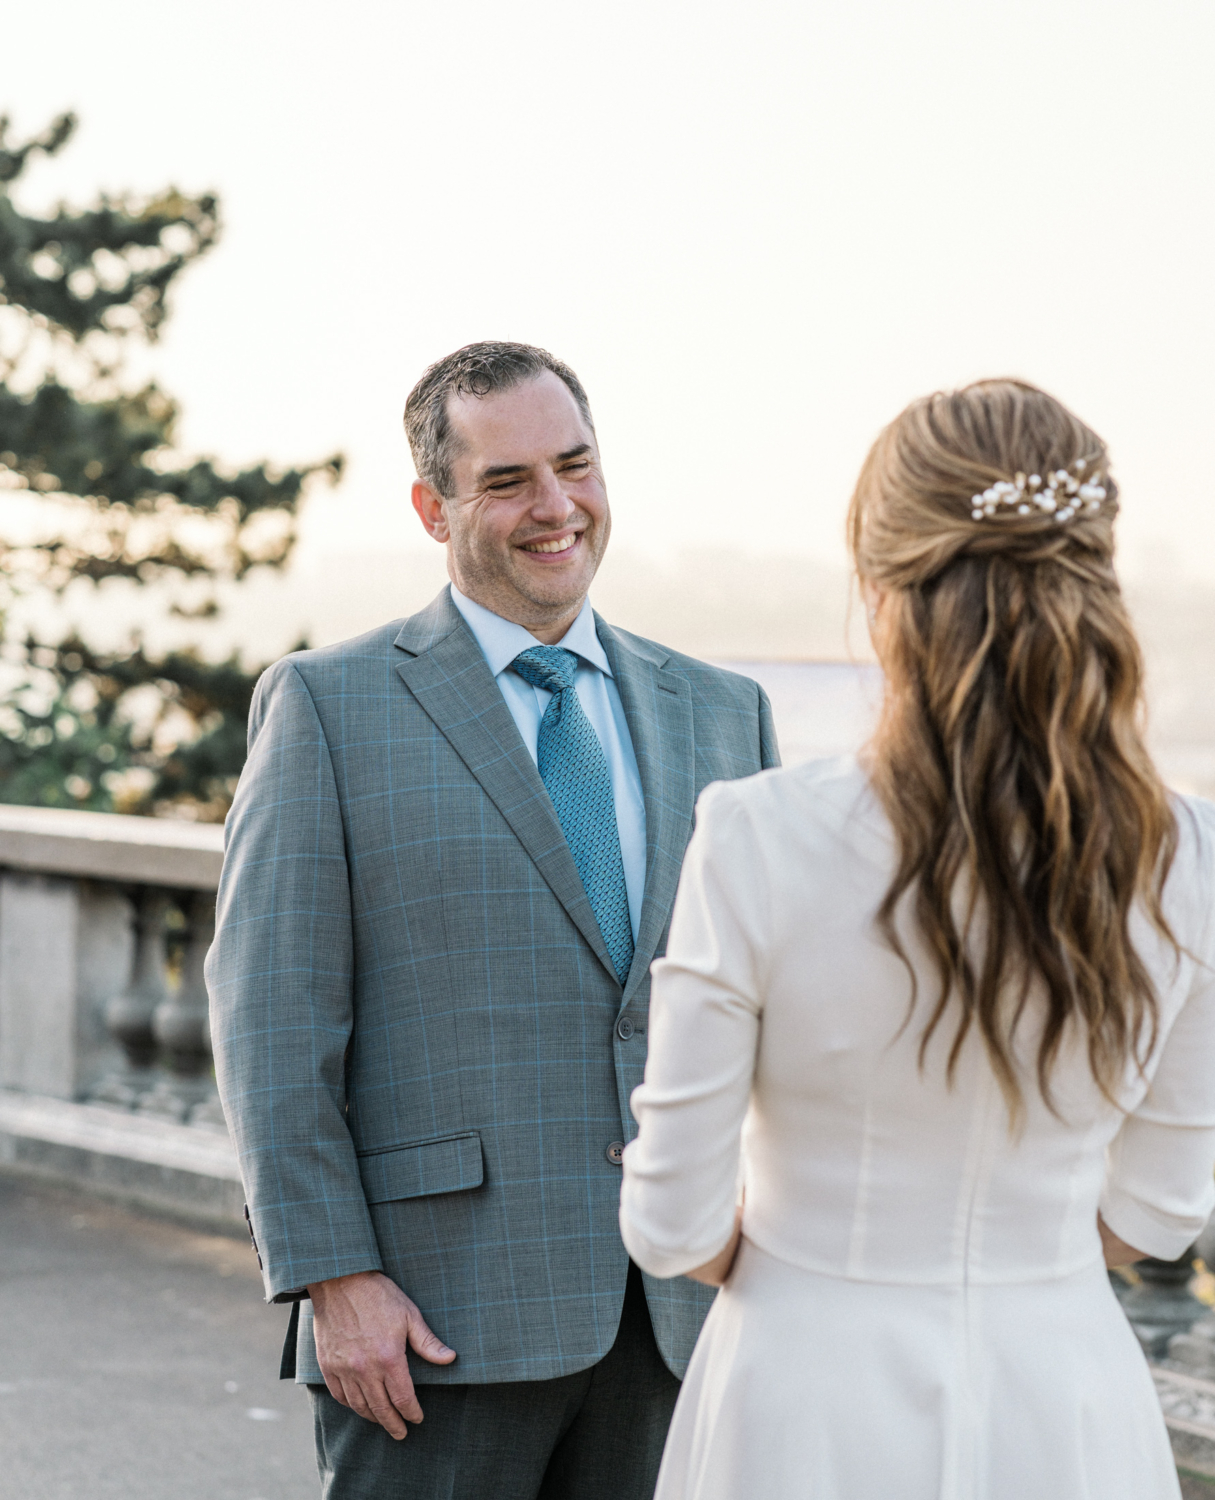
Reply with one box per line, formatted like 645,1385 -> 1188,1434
394,592 -> 618,982
597,619 -> 696,1003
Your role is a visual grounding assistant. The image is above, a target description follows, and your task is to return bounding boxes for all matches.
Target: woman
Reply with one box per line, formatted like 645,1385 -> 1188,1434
619,380 -> 1215,1500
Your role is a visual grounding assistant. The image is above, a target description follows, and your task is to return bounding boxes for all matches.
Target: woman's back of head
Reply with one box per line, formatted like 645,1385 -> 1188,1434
848,379 -> 1177,1117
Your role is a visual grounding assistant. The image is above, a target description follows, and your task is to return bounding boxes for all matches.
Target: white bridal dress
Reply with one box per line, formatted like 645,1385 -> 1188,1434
620,757 -> 1215,1500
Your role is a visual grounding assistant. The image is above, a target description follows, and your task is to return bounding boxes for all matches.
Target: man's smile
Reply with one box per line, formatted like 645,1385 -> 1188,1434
518,530 -> 582,557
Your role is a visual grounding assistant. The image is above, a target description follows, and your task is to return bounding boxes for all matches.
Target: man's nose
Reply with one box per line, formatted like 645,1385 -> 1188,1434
530,468 -> 577,522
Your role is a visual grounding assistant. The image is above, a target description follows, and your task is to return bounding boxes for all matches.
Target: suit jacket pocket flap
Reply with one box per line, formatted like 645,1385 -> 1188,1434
358,1132 -> 484,1205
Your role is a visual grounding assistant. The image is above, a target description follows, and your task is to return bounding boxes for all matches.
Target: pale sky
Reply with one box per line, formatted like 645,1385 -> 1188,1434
5,0 -> 1215,597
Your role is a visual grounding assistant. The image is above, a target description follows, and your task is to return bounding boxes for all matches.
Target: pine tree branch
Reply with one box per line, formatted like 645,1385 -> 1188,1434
0,113 -> 76,186
0,116 -> 343,817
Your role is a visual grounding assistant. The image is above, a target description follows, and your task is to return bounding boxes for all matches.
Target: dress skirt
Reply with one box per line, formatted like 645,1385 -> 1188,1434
655,1239 -> 1179,1500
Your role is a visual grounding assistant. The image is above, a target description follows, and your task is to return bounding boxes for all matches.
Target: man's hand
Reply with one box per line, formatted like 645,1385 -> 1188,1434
308,1270 -> 456,1439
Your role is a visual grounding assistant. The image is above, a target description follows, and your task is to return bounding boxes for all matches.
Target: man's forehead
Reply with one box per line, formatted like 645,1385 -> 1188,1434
446,373 -> 591,463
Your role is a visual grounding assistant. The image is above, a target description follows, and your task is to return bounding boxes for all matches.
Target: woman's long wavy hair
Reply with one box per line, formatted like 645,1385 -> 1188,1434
849,379 -> 1177,1115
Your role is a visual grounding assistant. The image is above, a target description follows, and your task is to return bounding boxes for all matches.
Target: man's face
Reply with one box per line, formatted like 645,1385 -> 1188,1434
412,371 -> 610,636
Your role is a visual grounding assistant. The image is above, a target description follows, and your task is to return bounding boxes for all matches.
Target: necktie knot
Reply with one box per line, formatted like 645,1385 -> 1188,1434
511,646 -> 579,696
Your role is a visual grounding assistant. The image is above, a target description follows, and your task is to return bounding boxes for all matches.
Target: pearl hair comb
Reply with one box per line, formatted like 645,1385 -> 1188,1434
970,458 -> 1107,525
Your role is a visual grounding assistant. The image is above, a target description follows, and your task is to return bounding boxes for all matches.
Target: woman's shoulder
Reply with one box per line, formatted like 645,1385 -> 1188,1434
696,754 -> 888,847
1168,792 -> 1215,930
1174,791 -> 1215,841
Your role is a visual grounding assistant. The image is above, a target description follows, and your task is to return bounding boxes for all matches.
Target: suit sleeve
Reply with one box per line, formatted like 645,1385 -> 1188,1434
757,683 -> 781,770
205,659 -> 383,1302
1099,801 -> 1215,1261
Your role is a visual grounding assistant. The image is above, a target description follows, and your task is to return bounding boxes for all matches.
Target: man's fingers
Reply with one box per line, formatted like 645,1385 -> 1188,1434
406,1311 -> 457,1365
310,1275 -> 448,1437
362,1382 -> 410,1440
326,1370 -> 398,1436
337,1374 -> 384,1433
385,1369 -> 424,1425
339,1376 -> 372,1422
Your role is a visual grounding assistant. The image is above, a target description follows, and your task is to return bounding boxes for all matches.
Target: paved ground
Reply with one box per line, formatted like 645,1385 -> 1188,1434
5,1169 -> 1215,1499
0,1173 -> 316,1500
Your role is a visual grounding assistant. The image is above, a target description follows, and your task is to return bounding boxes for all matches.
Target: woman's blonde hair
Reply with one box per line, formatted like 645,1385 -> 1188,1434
848,379 -> 1177,1113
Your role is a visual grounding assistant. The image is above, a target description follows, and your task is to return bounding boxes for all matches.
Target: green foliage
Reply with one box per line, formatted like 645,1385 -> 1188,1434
0,377 -> 341,588
0,641 -> 138,813
0,113 -> 340,819
0,113 -> 216,341
0,634 -> 305,818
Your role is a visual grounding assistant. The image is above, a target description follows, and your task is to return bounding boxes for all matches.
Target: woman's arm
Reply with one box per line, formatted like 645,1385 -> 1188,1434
686,1204 -> 744,1286
620,783 -> 767,1281
1099,803 -> 1215,1263
1098,1214 -> 1147,1269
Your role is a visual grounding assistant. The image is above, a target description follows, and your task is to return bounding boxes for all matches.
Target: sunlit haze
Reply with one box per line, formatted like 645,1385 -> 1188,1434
4,0 -> 1215,679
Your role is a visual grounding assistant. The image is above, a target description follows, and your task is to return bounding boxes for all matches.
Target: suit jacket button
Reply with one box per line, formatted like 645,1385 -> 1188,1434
617,1017 -> 634,1040
606,1141 -> 625,1165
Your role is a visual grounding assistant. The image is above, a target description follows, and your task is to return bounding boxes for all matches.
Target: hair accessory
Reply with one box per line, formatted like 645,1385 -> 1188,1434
970,458 -> 1107,525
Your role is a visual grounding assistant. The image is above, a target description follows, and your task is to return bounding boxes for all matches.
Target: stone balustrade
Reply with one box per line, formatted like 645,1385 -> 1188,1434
0,804 -> 241,1228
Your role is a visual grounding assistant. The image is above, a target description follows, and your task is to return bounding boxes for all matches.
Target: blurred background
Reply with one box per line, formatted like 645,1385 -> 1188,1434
2,0 -> 1214,812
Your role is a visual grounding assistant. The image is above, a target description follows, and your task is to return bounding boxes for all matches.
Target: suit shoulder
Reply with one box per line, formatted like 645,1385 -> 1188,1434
259,619 -> 408,687
603,624 -> 764,703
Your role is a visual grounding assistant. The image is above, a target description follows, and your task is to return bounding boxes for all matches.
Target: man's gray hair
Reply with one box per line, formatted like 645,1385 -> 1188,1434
403,341 -> 595,499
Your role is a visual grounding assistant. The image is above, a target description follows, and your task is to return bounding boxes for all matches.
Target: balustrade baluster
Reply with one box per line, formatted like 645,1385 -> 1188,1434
1113,1244 -> 1205,1358
139,891 -> 217,1123
89,887 -> 170,1109
189,948 -> 228,1131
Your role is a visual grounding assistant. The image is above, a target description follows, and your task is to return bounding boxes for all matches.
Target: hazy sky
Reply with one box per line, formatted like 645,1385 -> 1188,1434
5,0 -> 1215,583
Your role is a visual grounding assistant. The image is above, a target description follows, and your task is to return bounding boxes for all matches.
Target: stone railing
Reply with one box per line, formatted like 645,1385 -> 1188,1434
0,803 -> 242,1229
0,803 -> 225,1124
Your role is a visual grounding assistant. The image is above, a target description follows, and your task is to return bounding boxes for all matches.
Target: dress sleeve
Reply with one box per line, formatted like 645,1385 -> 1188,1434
1099,799 -> 1215,1262
620,779 -> 768,1278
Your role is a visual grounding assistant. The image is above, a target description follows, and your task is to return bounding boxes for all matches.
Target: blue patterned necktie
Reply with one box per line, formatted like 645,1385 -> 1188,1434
511,646 -> 635,985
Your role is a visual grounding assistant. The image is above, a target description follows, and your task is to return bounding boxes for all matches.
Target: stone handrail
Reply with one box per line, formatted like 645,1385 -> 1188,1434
0,803 -> 223,888
0,804 -> 226,1126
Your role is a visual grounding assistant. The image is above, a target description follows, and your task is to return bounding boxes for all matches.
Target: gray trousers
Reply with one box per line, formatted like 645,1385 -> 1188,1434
309,1263 -> 681,1500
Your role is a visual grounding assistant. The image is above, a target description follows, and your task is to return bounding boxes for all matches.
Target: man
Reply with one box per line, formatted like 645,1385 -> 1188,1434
207,341 -> 779,1499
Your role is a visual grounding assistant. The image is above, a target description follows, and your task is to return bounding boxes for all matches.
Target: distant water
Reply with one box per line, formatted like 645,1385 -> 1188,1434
715,661 -> 884,766
719,659 -> 1213,799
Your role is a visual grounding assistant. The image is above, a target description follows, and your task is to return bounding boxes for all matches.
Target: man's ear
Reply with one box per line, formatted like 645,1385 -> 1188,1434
412,480 -> 450,543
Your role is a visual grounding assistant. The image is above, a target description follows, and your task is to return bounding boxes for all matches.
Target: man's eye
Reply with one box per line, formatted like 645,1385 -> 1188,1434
488,480 -> 523,491
562,462 -> 590,475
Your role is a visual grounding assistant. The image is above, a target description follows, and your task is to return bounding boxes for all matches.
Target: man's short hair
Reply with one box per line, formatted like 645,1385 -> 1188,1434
403,341 -> 595,499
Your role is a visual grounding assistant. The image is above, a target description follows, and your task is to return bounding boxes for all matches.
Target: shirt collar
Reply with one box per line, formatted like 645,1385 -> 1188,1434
449,586 -> 612,680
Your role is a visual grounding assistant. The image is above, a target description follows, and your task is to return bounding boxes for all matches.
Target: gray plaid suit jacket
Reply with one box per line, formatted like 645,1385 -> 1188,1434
207,587 -> 779,1384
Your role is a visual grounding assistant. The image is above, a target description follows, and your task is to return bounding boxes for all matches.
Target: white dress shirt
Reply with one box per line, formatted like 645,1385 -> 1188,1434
450,585 -> 647,940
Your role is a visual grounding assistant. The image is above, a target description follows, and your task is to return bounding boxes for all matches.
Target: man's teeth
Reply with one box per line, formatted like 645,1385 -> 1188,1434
523,536 -> 578,554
